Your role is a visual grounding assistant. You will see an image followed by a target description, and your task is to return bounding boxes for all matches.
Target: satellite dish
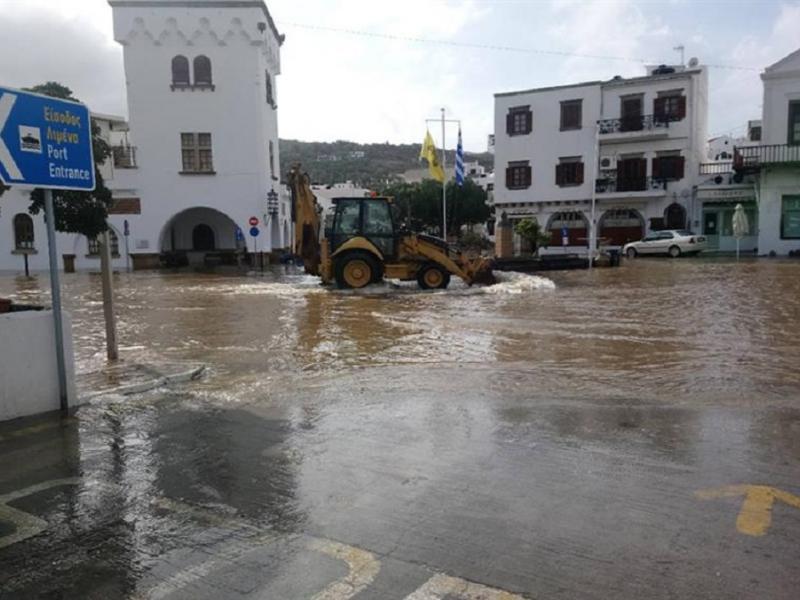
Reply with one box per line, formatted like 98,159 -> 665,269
688,57 -> 699,68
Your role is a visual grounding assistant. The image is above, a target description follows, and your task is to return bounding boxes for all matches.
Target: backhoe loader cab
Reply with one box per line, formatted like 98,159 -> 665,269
289,165 -> 495,290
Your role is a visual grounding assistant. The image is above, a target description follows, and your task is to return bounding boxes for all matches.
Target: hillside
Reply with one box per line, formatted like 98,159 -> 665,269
279,139 -> 494,187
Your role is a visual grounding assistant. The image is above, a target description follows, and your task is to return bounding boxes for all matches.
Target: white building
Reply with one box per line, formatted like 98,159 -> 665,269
493,62 -> 708,254
1,0 -> 291,273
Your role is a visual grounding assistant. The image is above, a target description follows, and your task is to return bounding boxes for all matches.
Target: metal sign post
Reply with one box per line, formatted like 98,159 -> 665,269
0,85 -> 96,414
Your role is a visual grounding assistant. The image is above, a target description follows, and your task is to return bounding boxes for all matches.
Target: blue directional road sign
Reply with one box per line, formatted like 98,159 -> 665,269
0,86 -> 95,191
249,226 -> 260,237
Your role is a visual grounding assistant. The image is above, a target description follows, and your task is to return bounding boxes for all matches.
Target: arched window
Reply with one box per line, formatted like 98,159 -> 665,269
194,55 -> 212,86
13,214 -> 34,250
171,55 -> 190,86
192,224 -> 216,251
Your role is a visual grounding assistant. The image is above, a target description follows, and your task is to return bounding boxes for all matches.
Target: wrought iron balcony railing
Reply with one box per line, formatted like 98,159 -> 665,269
734,144 -> 800,169
598,114 -> 677,135
112,145 -> 137,169
595,175 -> 667,194
699,162 -> 733,175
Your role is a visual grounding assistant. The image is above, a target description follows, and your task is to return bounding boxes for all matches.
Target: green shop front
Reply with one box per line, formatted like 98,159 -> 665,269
697,187 -> 758,252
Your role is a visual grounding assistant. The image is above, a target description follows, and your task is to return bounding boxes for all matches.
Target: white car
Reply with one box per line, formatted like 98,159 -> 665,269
623,230 -> 707,258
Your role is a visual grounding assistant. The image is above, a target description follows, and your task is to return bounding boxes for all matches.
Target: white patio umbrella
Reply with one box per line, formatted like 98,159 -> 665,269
732,203 -> 749,261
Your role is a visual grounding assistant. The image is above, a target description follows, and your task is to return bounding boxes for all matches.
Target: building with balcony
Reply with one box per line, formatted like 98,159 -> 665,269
729,49 -> 800,256
493,62 -> 708,255
0,0 -> 290,273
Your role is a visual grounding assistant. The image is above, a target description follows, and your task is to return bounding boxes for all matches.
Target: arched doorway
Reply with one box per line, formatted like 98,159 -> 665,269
599,209 -> 645,246
192,224 -> 216,250
546,211 -> 588,246
665,203 -> 687,230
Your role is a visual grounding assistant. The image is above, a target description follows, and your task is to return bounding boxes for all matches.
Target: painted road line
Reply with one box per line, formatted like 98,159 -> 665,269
309,538 -> 381,600
0,477 -> 79,548
696,485 -> 800,536
405,573 -> 529,600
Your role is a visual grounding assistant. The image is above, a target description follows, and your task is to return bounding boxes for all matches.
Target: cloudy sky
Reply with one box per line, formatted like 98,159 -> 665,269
2,0 -> 800,152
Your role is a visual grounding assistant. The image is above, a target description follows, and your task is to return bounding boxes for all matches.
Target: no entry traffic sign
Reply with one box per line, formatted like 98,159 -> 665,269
0,86 -> 95,191
249,216 -> 259,227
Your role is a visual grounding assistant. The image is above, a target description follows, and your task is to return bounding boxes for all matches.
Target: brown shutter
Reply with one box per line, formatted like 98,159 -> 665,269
576,162 -> 584,184
653,97 -> 666,121
525,166 -> 532,187
677,96 -> 687,119
555,163 -> 563,185
652,157 -> 662,179
526,110 -> 533,134
676,156 -> 685,179
506,112 -> 514,135
506,167 -> 513,187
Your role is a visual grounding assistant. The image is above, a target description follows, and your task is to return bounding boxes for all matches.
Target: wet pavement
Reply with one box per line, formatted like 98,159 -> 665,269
1,258 -> 800,599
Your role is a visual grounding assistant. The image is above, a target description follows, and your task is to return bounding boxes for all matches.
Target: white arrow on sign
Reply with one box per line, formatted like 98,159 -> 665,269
0,93 -> 23,181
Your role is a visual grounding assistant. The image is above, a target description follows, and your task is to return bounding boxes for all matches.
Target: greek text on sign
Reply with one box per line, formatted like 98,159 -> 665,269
0,86 -> 95,191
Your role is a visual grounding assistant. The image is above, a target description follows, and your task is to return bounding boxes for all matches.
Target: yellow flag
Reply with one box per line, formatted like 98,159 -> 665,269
419,130 -> 445,182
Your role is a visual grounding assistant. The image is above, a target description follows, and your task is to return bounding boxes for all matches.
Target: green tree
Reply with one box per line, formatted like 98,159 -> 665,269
26,82 -> 113,238
514,217 -> 550,255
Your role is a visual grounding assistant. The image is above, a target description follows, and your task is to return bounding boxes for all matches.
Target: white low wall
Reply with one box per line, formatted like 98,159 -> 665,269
0,310 -> 78,421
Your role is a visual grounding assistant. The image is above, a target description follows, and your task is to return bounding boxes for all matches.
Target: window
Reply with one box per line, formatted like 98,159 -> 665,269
555,157 -> 584,186
506,106 -> 532,136
171,55 -> 190,87
620,95 -> 643,131
266,71 -> 275,107
193,55 -> 213,87
789,101 -> 800,145
654,92 -> 686,122
181,133 -> 214,173
560,100 -> 582,131
749,126 -> 762,142
506,161 -> 531,189
652,153 -> 685,180
269,140 -> 275,179
781,195 -> 800,239
87,229 -> 120,257
13,214 -> 34,250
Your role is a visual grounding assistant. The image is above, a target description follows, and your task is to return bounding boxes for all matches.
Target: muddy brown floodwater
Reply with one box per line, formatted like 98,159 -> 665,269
2,258 -> 799,404
1,258 -> 800,600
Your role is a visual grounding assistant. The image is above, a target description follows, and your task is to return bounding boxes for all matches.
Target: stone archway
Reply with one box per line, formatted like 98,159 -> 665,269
160,207 -> 239,266
545,211 -> 589,246
599,208 -> 645,246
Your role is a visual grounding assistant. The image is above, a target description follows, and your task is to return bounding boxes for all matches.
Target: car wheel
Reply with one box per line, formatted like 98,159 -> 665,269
668,245 -> 681,258
626,247 -> 638,259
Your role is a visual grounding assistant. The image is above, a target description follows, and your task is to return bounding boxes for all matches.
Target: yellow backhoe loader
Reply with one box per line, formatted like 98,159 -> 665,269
289,165 -> 495,289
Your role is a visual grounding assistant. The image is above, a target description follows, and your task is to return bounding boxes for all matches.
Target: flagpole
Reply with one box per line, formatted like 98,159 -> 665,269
441,107 -> 447,241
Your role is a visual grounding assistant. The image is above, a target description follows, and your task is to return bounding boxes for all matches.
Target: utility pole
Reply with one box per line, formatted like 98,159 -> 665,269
588,122 -> 600,270
100,227 -> 118,361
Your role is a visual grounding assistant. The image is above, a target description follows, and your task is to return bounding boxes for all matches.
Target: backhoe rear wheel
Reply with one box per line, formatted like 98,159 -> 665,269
335,251 -> 381,289
417,264 -> 451,290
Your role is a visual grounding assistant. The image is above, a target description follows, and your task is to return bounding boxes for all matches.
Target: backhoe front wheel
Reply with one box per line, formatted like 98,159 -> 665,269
335,251 -> 381,289
417,264 -> 451,290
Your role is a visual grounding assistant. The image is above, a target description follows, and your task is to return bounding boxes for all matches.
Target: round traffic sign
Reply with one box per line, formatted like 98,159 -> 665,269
249,216 -> 259,227
249,226 -> 260,237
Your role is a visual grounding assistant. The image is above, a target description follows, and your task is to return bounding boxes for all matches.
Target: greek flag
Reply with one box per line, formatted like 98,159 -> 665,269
455,128 -> 465,186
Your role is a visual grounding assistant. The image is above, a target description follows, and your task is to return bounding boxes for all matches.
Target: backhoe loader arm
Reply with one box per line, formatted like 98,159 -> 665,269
288,164 -> 322,276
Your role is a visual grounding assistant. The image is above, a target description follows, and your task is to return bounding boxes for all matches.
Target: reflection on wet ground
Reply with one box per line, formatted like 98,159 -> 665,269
1,258 -> 799,599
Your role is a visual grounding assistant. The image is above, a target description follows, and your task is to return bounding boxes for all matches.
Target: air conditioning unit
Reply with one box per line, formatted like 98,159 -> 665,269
599,156 -> 616,170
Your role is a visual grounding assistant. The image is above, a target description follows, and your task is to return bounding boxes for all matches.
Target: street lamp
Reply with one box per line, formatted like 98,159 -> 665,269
267,189 -> 279,218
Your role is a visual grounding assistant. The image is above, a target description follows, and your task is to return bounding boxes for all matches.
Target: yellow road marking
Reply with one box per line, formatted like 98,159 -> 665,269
696,485 -> 800,536
405,573 -> 529,600
309,539 -> 381,600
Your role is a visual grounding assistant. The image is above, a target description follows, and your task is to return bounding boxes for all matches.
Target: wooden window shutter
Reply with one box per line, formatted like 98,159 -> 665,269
526,110 -> 533,134
506,112 -> 514,135
653,97 -> 666,120
506,167 -> 513,187
676,156 -> 685,179
555,163 -> 563,185
525,165 -> 532,186
576,162 -> 584,184
652,157 -> 662,179
677,96 -> 687,119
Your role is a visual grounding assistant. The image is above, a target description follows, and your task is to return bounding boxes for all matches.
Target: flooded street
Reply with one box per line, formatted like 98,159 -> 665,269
1,259 -> 800,599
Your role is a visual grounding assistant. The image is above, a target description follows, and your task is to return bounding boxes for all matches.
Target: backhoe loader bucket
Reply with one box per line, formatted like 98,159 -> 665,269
463,257 -> 496,286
